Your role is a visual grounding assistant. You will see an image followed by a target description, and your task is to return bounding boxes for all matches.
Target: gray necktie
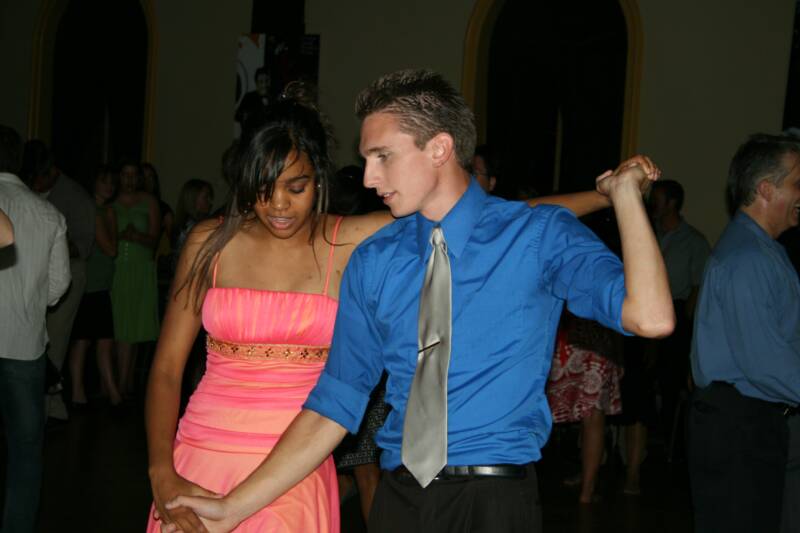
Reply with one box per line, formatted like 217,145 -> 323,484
402,225 -> 452,488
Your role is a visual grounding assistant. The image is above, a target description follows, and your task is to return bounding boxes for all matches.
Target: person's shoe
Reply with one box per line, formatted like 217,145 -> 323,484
622,481 -> 641,496
46,394 -> 69,421
45,417 -> 67,432
69,399 -> 90,413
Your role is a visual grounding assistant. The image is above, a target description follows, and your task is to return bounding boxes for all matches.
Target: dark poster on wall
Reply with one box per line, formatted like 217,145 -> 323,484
234,33 -> 320,139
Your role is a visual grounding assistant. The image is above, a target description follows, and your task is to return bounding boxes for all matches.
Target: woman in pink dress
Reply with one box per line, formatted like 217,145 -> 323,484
146,96 -> 641,532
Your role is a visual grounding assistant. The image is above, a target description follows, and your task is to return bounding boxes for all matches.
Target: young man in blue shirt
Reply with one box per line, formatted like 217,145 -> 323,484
688,134 -> 800,533
167,69 -> 674,532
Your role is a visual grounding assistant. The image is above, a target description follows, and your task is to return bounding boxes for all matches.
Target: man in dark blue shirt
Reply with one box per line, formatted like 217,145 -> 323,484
167,69 -> 674,533
688,134 -> 800,533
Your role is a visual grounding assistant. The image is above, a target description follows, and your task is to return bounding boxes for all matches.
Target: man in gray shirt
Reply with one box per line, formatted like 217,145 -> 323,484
0,125 -> 71,531
24,140 -> 95,420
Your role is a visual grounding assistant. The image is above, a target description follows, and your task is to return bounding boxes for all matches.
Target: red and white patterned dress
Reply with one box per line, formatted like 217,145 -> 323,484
547,317 -> 623,423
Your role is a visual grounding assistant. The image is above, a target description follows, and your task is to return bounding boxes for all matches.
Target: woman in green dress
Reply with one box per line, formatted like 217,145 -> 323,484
112,161 -> 160,396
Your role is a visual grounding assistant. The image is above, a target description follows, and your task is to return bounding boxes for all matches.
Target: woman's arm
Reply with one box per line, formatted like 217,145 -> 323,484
146,220 -> 218,531
94,207 -> 117,257
528,155 -> 660,217
125,194 -> 161,249
528,189 -> 611,217
0,207 -> 13,247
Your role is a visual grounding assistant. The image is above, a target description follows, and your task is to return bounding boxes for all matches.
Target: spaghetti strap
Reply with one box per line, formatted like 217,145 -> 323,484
323,216 -> 344,297
211,253 -> 221,288
211,216 -> 224,289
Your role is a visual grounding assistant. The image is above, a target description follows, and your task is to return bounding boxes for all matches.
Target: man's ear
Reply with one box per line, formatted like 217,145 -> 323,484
489,176 -> 497,192
756,179 -> 774,202
427,133 -> 455,168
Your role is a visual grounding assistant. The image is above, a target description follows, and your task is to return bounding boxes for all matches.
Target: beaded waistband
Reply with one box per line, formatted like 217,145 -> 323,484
206,336 -> 329,362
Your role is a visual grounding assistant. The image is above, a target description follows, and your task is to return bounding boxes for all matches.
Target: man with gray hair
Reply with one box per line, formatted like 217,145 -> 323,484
688,133 -> 800,533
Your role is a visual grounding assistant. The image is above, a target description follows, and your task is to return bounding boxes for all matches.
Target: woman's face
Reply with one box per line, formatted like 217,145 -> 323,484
95,172 -> 116,201
142,166 -> 156,194
195,186 -> 213,218
119,164 -> 140,193
252,150 -> 317,240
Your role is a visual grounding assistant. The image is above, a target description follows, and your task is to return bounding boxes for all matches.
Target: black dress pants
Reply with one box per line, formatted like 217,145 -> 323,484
687,382 -> 789,533
367,463 -> 541,533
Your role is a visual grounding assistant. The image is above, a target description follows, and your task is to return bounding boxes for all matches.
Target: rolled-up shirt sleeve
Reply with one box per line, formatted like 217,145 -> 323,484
304,247 -> 384,433
538,207 -> 628,334
48,214 -> 71,306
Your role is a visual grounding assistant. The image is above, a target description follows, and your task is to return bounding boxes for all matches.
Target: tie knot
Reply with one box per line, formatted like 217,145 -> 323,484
431,226 -> 445,247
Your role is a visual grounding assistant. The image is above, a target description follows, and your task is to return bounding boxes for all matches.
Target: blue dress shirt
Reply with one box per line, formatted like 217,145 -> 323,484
691,211 -> 800,405
304,179 -> 628,468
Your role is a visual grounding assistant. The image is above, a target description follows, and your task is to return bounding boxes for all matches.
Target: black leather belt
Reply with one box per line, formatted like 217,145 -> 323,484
393,464 -> 528,482
711,382 -> 798,418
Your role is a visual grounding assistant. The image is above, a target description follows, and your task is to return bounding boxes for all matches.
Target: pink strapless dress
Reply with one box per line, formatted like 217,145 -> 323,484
146,288 -> 340,532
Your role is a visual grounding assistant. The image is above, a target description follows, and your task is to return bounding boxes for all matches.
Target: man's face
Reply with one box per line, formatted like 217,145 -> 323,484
768,153 -> 800,235
256,73 -> 269,96
31,169 -> 56,193
648,186 -> 671,221
359,112 -> 441,219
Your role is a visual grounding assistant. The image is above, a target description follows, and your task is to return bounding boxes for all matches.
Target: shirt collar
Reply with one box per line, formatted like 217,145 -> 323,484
415,177 -> 487,259
0,172 -> 25,187
735,210 -> 779,247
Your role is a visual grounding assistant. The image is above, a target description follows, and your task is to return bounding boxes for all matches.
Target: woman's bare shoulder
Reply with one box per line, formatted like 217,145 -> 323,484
184,217 -> 222,248
335,211 -> 394,245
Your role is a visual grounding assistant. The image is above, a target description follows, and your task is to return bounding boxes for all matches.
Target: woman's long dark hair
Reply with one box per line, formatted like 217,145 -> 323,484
178,97 -> 334,311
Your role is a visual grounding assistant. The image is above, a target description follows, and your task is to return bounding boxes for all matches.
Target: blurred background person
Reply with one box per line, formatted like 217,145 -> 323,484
648,179 -> 710,459
21,139 -> 95,421
141,162 -> 175,317
68,166 -> 122,408
170,178 -> 215,401
112,160 -> 160,399
172,179 -> 214,258
547,313 -> 623,503
0,125 -> 70,531
235,66 -> 271,139
471,143 -> 499,193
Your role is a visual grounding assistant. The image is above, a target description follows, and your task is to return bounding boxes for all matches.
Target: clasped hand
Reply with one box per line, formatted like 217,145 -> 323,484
150,469 -> 220,533
596,154 -> 661,198
159,493 -> 239,533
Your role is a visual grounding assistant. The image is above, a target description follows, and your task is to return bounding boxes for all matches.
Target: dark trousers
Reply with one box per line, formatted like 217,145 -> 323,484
0,355 -> 46,533
687,382 -> 789,533
368,464 -> 541,533
656,299 -> 691,438
781,415 -> 800,533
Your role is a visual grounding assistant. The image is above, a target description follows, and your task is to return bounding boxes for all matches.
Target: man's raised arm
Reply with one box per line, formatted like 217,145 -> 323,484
601,164 -> 675,338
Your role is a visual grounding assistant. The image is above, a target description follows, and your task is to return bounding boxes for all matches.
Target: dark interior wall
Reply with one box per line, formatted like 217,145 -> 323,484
487,0 -> 627,197
51,0 -> 146,186
783,0 -> 800,130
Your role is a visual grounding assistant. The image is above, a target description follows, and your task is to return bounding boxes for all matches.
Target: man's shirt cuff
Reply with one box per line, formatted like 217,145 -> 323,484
303,371 -> 372,434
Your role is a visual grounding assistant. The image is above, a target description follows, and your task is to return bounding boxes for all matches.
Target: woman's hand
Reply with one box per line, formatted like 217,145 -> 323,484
150,467 -> 217,533
610,154 -> 661,193
161,494 -> 240,533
